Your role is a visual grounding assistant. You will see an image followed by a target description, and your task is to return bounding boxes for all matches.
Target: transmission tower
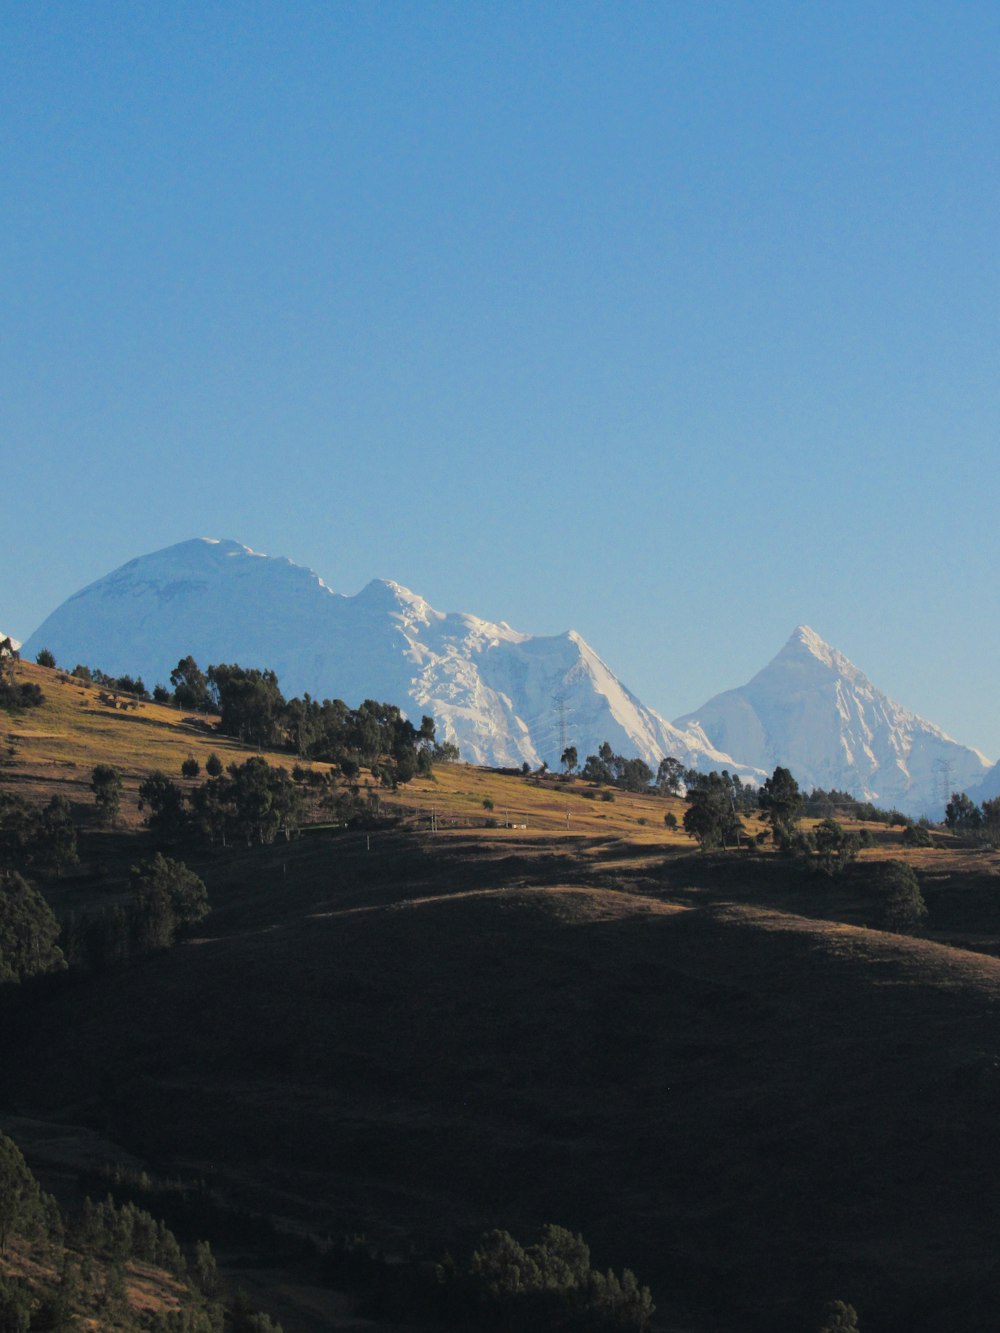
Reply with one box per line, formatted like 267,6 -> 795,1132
934,758 -> 955,811
553,691 -> 573,758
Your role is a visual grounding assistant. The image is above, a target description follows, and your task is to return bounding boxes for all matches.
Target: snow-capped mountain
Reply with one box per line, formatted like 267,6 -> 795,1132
674,625 -> 990,816
0,631 -> 20,650
22,538 -> 756,775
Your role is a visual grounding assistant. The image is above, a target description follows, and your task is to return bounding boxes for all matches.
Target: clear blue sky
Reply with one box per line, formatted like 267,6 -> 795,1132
3,2 -> 998,755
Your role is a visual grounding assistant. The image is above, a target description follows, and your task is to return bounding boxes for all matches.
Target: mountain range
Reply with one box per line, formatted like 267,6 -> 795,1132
20,538 -> 991,814
20,539 -> 754,777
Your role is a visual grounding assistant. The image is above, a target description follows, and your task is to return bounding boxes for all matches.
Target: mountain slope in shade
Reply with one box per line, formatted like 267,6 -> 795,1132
674,625 -> 990,816
969,761 -> 1000,806
21,539 -> 756,775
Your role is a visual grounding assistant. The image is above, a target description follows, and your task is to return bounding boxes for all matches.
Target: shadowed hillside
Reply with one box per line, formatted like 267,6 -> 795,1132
4,661 -> 1000,1330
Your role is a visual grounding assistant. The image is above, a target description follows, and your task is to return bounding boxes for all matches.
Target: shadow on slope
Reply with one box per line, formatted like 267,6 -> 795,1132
5,841 -> 1000,1331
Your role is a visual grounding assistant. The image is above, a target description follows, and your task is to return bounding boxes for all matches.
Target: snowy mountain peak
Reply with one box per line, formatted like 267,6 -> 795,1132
786,624 -> 836,662
355,578 -> 444,630
676,628 -> 989,815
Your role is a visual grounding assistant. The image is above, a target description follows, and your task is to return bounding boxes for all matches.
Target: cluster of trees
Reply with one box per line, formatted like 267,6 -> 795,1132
71,652 -> 452,774
680,766 -> 805,851
568,743 -> 655,793
944,792 -> 1000,845
204,661 -> 440,774
66,660 -> 150,698
680,766 -> 879,876
682,772 -> 748,850
0,1132 -> 58,1254
0,793 -> 76,987
0,637 -> 43,711
0,870 -> 66,985
0,791 -> 78,873
137,758 -> 309,847
61,855 -> 209,973
0,1130 -> 280,1333
73,1193 -> 187,1274
457,1223 -> 655,1331
320,1222 -> 656,1331
155,655 -> 444,773
802,787 -> 911,828
134,746 -> 420,849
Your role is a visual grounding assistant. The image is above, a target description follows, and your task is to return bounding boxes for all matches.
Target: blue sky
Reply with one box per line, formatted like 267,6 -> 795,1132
3,2 -> 999,756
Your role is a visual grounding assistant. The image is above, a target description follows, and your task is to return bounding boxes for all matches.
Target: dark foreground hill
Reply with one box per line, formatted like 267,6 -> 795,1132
5,825 -> 1000,1332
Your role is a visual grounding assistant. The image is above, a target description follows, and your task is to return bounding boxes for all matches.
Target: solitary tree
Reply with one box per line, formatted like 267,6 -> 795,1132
656,756 -> 685,796
875,860 -> 927,932
981,797 -> 1000,848
560,745 -> 578,774
817,1299 -> 860,1332
813,818 -> 860,875
759,766 -> 803,846
169,656 -> 212,711
90,763 -> 123,826
137,771 -> 189,841
944,791 -> 982,833
683,773 -> 742,850
129,853 -> 209,941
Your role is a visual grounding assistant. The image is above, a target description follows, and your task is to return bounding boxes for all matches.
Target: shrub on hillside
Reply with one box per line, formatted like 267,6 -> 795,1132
872,860 -> 928,932
0,871 -> 66,985
462,1223 -> 655,1331
901,824 -> 933,848
90,763 -> 123,827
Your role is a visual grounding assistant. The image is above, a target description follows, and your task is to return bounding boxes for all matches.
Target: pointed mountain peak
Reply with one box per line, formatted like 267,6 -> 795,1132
354,578 -> 442,625
677,624 -> 991,813
778,625 -> 844,670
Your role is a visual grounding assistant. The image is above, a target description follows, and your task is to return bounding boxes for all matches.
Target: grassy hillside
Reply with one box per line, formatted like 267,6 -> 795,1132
4,662 -> 1000,1331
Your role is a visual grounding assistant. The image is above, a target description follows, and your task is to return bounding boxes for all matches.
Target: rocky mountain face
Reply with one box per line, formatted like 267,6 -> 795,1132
22,539 -> 755,775
674,625 -> 990,816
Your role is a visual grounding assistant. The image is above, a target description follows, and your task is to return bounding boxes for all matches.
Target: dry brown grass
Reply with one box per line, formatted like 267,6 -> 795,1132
1,660 -> 327,827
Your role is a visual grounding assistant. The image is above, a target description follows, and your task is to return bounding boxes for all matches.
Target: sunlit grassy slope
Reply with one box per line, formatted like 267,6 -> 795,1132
1,660 -> 306,823
0,657 -> 934,850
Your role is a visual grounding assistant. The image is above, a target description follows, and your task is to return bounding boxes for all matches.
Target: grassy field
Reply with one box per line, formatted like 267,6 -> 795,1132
5,664 -> 1000,1331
